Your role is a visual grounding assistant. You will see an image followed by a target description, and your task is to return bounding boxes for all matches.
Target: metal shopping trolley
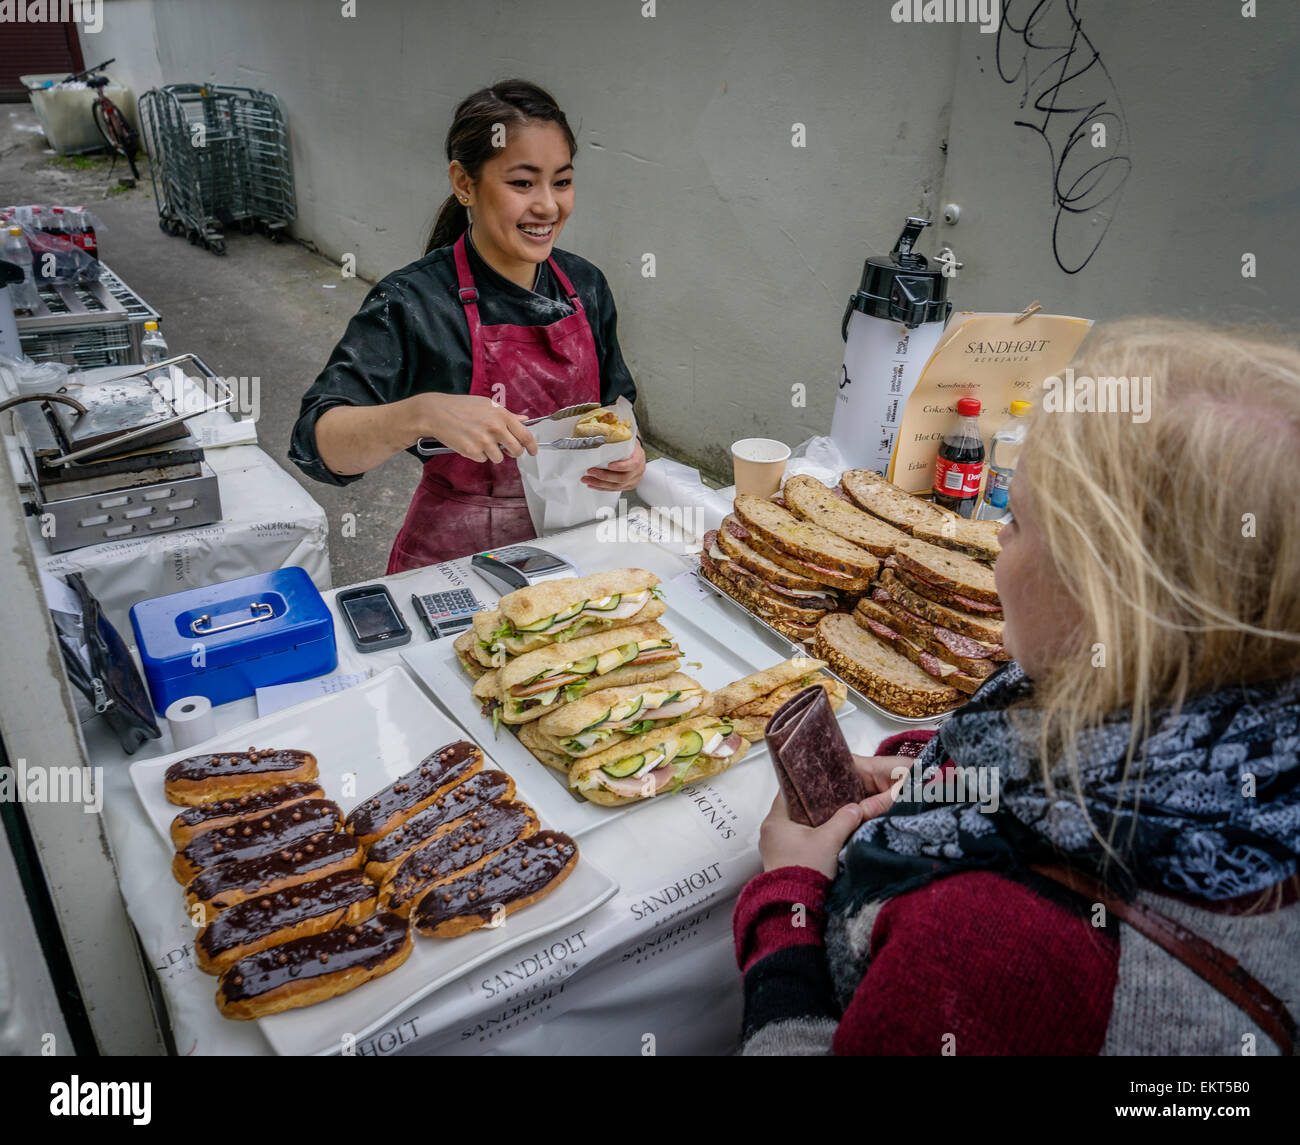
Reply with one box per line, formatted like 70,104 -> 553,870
139,84 -> 295,256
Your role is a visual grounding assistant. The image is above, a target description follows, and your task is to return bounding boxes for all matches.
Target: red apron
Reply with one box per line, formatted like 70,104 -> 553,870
386,233 -> 601,573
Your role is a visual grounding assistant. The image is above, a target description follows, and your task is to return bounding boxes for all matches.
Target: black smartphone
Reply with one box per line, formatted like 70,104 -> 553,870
336,584 -> 411,652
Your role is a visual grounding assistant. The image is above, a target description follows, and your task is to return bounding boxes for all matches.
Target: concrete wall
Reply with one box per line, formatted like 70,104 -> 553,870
86,0 -> 1299,480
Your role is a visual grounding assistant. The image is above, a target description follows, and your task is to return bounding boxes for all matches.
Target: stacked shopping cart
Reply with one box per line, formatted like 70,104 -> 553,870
139,84 -> 295,256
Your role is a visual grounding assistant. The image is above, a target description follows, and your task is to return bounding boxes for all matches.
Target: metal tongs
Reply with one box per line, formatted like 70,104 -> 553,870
414,401 -> 605,457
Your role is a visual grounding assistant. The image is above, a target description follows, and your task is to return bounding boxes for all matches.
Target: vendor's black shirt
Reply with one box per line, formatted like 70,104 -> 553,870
289,232 -> 637,486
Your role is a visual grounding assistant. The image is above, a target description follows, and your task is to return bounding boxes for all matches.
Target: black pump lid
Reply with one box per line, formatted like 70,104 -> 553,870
841,216 -> 952,337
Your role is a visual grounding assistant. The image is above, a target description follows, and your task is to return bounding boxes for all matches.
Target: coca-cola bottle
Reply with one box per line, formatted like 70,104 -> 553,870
932,397 -> 985,518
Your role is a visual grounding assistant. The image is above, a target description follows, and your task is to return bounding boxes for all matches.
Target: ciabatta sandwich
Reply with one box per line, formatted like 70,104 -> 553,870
568,715 -> 749,806
473,621 -> 681,726
534,673 -> 709,757
706,657 -> 847,740
472,570 -> 666,666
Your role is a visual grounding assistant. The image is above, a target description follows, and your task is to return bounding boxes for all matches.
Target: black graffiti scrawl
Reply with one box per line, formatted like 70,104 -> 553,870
995,0 -> 1132,274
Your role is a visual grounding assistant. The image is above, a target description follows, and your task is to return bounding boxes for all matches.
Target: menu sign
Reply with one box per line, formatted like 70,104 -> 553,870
887,312 -> 1093,494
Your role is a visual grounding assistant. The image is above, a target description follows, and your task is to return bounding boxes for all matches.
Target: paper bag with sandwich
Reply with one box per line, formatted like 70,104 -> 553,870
516,395 -> 637,534
766,685 -> 867,827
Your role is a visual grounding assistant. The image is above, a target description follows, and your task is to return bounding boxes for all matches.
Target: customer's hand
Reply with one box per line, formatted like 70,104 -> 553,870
403,393 -> 538,463
583,438 -> 646,491
757,754 -> 910,879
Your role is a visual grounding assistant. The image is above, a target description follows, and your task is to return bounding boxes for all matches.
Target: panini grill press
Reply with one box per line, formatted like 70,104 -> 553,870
9,354 -> 231,553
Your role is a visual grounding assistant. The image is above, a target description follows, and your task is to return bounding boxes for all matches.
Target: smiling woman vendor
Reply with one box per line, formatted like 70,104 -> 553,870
289,79 -> 645,572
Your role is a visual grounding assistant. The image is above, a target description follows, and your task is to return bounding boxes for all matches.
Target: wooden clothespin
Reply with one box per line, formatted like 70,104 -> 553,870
1013,301 -> 1043,324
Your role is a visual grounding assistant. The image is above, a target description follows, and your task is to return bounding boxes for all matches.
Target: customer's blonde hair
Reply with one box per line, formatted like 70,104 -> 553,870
1017,319 -> 1300,863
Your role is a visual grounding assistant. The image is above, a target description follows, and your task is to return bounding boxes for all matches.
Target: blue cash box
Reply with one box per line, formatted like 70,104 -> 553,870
130,567 -> 337,714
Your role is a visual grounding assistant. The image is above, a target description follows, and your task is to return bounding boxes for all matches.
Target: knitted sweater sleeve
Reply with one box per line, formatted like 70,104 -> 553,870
733,867 -> 841,1055
735,868 -> 1120,1055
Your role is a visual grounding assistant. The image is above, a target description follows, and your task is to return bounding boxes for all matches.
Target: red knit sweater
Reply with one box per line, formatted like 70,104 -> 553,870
733,731 -> 1300,1055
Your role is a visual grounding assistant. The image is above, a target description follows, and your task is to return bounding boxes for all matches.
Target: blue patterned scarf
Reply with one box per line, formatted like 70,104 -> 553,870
831,662 -> 1300,913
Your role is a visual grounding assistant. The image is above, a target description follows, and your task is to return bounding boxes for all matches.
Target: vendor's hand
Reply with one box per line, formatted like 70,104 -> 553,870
404,393 -> 538,464
757,755 -> 910,878
582,438 -> 645,492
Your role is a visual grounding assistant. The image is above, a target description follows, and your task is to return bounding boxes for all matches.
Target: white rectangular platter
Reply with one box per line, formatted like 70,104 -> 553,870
400,578 -> 859,837
129,666 -> 618,1056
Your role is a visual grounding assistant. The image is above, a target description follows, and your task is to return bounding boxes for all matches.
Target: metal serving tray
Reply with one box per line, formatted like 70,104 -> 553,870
690,564 -> 953,727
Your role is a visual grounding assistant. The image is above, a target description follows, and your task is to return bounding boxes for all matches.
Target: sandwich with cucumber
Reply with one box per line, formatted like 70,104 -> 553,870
568,715 -> 750,806
466,570 -> 667,669
533,673 -> 709,758
472,621 -> 681,727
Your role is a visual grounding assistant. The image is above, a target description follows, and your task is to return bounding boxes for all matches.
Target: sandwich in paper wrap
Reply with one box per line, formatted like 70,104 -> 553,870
765,684 -> 867,827
516,395 -> 637,534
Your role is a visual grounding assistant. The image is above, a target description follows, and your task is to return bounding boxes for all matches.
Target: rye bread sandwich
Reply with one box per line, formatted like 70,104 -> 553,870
706,657 -> 848,740
472,621 -> 681,727
910,516 -> 1002,563
782,475 -> 911,558
813,612 -> 963,718
733,494 -> 880,593
472,570 -> 667,666
875,568 -> 1006,647
852,598 -> 991,695
533,673 -> 709,758
699,520 -> 839,643
839,471 -> 952,535
891,538 -> 1000,607
568,715 -> 749,806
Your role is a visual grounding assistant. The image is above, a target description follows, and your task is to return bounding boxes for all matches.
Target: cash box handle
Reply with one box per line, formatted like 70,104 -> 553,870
190,601 -> 274,636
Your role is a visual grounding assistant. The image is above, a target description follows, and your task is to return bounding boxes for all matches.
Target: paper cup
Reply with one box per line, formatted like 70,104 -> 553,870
731,438 -> 791,498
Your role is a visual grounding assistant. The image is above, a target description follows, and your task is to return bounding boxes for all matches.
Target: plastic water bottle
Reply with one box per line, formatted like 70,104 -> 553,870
3,225 -> 40,313
141,320 -> 169,364
978,400 -> 1032,520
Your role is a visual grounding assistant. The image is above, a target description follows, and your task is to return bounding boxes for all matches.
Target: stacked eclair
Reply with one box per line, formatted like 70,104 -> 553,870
164,739 -> 576,1021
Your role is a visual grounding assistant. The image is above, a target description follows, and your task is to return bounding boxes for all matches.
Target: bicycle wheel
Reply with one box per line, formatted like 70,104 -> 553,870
92,99 -> 141,182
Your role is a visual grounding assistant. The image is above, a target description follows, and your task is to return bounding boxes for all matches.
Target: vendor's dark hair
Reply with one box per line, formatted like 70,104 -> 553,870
425,79 -> 577,254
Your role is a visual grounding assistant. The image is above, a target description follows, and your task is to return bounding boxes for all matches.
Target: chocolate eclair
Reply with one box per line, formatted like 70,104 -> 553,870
216,912 -> 412,1020
165,748 -> 318,806
378,801 -> 539,917
196,870 -> 378,975
172,799 -> 344,884
169,782 -> 325,850
362,769 -> 516,882
411,831 -> 578,939
186,831 -> 364,918
345,741 -> 483,846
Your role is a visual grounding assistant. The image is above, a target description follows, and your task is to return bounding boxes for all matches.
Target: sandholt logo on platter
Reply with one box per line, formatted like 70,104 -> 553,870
49,1077 -> 150,1126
